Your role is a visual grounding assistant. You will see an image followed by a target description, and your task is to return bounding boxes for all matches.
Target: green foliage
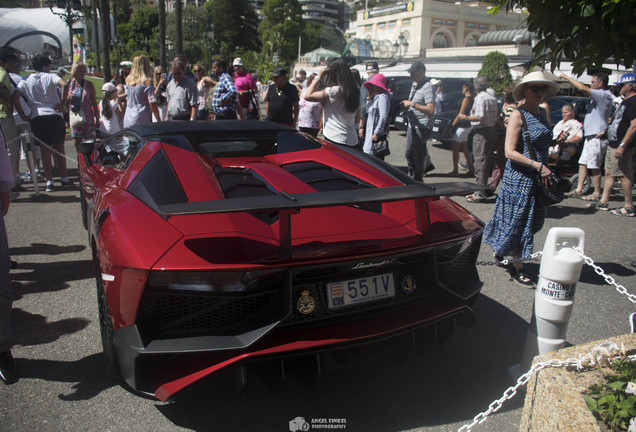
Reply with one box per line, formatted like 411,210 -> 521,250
206,0 -> 260,61
583,359 -> 636,431
128,5 -> 159,59
490,0 -> 636,75
113,0 -> 132,24
259,0 -> 304,68
478,51 -> 512,94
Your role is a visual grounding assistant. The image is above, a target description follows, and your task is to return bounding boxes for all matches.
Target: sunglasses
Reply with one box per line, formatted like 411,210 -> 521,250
193,69 -> 202,73
527,85 -> 549,93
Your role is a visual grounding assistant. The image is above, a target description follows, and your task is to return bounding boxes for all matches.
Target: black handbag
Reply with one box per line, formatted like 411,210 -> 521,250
372,135 -> 390,158
520,110 -> 571,206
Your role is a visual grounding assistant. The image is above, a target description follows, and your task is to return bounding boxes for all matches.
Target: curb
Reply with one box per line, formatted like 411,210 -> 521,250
519,333 -> 636,432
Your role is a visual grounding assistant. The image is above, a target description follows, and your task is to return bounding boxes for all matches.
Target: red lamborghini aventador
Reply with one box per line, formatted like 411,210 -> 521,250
77,120 -> 484,401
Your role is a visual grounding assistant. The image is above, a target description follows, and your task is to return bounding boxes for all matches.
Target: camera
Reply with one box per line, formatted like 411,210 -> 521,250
289,417 -> 310,432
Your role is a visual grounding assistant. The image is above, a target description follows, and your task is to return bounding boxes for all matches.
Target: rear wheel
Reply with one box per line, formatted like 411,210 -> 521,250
569,173 -> 591,195
95,257 -> 123,381
79,181 -> 87,230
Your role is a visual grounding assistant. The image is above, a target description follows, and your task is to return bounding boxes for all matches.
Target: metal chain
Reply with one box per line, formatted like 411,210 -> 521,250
20,131 -> 79,165
457,351 -> 636,432
570,245 -> 636,304
476,251 -> 543,267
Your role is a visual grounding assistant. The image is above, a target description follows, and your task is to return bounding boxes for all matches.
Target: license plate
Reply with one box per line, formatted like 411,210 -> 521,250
327,273 -> 395,310
395,116 -> 403,123
432,126 -> 439,132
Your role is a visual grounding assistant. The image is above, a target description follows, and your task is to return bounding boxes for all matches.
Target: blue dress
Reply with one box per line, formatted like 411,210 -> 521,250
483,108 -> 552,258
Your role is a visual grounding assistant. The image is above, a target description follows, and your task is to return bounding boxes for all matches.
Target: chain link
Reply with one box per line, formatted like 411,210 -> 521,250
476,251 -> 543,267
570,245 -> 636,304
17,131 -> 79,165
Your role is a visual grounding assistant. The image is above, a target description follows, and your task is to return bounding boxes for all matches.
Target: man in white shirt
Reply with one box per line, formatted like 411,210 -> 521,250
561,72 -> 614,200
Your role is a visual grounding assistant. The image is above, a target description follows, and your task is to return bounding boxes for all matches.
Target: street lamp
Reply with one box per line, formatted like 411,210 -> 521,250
394,32 -> 409,62
47,0 -> 83,64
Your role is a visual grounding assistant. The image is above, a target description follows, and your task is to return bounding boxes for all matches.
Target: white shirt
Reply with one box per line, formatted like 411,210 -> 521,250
98,100 -> 121,136
322,86 -> 358,146
552,118 -> 583,141
17,72 -> 64,118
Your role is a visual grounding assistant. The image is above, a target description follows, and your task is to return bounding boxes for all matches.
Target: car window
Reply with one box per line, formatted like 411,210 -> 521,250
95,132 -> 144,170
195,131 -> 321,158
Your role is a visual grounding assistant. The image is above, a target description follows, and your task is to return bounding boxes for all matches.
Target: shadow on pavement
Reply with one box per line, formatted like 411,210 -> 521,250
13,353 -> 116,401
154,295 -> 528,431
9,259 -> 94,297
11,308 -> 91,347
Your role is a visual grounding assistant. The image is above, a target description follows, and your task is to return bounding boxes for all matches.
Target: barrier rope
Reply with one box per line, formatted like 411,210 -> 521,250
461,242 -> 636,431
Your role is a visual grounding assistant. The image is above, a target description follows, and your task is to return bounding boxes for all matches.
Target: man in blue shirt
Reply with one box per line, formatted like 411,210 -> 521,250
211,60 -> 241,120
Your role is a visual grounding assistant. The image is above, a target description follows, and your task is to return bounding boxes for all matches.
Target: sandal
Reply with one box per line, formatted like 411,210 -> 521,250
586,200 -> 609,210
565,190 -> 583,198
580,193 -> 600,201
466,193 -> 487,203
610,207 -> 635,217
509,267 -> 535,288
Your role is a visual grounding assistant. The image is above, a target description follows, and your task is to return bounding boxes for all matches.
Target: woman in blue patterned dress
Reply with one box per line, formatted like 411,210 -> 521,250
483,71 -> 560,287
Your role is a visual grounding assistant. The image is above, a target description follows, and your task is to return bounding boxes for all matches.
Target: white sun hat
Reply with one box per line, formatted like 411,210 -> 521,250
513,71 -> 560,102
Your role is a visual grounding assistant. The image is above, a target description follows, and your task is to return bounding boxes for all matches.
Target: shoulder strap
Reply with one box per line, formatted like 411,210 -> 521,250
519,108 -> 538,160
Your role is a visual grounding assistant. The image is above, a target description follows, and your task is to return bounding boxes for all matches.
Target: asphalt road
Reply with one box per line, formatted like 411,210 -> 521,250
1,128 -> 634,432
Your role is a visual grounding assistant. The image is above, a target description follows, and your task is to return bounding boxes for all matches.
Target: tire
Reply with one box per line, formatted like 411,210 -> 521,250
79,181 -> 87,230
570,173 -> 591,195
95,257 -> 123,381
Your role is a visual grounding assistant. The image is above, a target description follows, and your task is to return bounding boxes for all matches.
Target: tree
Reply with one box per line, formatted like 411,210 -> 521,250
205,0 -> 260,61
259,0 -> 304,68
158,0 -> 166,69
490,0 -> 636,75
175,0 -> 183,55
129,5 -> 159,58
478,51 -> 512,93
100,0 -> 111,79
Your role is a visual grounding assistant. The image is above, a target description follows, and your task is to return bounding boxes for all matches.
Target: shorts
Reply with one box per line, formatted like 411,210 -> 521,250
453,126 -> 472,142
577,136 -> 607,169
30,115 -> 66,148
605,146 -> 635,178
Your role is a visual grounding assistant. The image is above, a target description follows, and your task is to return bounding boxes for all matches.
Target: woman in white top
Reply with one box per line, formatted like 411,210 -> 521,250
98,82 -> 124,137
123,55 -> 161,127
304,57 -> 360,148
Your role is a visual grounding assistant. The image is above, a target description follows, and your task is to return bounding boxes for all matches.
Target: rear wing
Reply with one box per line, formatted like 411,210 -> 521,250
154,182 -> 482,259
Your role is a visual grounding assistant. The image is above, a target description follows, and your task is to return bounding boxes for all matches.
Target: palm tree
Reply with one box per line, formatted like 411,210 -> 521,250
175,0 -> 182,55
158,0 -> 166,68
100,0 -> 111,79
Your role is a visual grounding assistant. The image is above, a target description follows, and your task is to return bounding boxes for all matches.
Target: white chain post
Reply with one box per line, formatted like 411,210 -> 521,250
520,228 -> 585,370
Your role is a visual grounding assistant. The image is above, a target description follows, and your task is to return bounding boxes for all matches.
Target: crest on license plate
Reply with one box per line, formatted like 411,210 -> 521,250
297,290 -> 315,314
401,274 -> 416,294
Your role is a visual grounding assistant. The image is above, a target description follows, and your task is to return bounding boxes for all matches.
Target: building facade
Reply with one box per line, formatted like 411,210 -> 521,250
353,0 -> 525,58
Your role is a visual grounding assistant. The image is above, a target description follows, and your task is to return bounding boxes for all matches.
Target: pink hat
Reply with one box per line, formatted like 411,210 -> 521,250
363,73 -> 390,93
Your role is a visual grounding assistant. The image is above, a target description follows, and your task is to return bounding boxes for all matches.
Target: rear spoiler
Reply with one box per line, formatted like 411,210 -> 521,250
156,182 -> 479,216
155,182 -> 482,259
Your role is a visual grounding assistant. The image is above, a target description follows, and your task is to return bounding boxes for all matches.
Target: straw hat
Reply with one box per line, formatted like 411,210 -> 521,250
363,73 -> 390,93
513,71 -> 560,102
232,57 -> 244,67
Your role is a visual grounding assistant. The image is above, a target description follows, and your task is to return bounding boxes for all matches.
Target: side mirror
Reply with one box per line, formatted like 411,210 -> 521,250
77,138 -> 95,167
